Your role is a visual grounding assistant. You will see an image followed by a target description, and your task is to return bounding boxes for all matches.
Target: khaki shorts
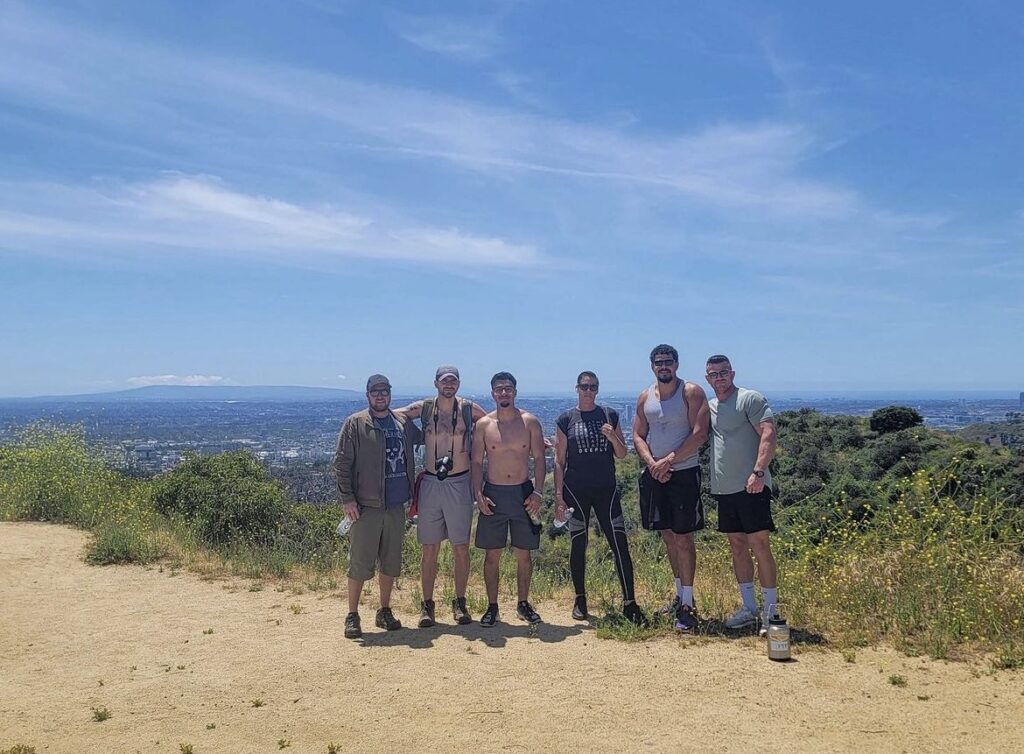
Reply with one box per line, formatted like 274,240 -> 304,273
347,505 -> 405,581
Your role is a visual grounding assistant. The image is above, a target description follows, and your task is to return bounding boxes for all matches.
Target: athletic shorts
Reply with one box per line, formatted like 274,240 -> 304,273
638,466 -> 704,534
347,505 -> 405,581
417,471 -> 473,545
475,481 -> 541,551
713,487 -> 776,534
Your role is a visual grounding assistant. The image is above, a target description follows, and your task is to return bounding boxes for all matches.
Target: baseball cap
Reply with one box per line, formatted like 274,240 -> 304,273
435,365 -> 460,380
366,374 -> 392,391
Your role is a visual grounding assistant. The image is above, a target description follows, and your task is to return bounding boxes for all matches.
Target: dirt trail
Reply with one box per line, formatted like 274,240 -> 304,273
1,522 -> 1022,754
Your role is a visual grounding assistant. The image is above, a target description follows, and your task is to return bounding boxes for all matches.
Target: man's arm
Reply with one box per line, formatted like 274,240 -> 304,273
553,426 -> 568,519
746,420 -> 777,494
471,418 -> 493,514
632,391 -> 654,465
666,383 -> 709,460
470,402 -> 487,421
333,418 -> 360,519
526,415 -> 546,516
392,400 -> 424,420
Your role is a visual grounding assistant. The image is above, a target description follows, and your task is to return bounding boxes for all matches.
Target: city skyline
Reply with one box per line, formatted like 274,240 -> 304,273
2,1 -> 1022,396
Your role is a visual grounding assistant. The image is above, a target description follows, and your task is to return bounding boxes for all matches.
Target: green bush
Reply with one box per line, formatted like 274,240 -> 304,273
870,406 -> 924,434
152,451 -> 289,546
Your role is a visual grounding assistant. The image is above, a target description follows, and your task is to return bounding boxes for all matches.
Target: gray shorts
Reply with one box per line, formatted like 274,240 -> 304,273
475,481 -> 541,551
347,505 -> 405,581
417,471 -> 474,545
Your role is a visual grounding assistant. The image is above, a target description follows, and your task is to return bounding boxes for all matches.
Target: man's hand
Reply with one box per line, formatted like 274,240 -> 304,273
477,495 -> 495,515
524,491 -> 542,517
554,500 -> 568,523
343,502 -> 360,521
543,436 -> 554,451
650,453 -> 674,479
745,473 -> 766,494
600,423 -> 615,441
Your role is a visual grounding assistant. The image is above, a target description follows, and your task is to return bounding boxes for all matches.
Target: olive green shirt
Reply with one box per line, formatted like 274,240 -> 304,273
708,387 -> 774,495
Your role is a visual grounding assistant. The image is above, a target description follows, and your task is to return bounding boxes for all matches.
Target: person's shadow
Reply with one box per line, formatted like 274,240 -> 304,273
357,619 -> 587,649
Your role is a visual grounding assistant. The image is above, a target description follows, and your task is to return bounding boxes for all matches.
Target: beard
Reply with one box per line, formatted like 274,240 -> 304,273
498,399 -> 512,408
657,373 -> 674,383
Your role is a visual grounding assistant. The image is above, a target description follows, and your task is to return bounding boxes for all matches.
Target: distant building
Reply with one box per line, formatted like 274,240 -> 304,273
1019,391 -> 1023,409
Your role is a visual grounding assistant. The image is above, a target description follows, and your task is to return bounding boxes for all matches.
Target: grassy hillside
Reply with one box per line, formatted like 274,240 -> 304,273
2,415 -> 1022,664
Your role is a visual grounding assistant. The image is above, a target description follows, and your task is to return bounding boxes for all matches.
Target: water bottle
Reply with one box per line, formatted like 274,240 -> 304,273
553,507 -> 575,529
336,515 -> 354,537
766,604 -> 791,662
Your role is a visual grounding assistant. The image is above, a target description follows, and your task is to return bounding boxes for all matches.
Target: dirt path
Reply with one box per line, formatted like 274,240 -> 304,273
1,522 -> 1022,754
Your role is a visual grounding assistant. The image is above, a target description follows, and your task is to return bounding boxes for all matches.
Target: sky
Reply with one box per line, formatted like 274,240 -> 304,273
1,0 -> 1022,397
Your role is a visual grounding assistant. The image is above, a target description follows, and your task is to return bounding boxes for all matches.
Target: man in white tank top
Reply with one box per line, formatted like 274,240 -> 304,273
632,344 -> 710,632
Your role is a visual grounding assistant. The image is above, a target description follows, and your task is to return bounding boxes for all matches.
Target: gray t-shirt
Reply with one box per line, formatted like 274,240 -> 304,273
708,387 -> 774,495
373,414 -> 409,507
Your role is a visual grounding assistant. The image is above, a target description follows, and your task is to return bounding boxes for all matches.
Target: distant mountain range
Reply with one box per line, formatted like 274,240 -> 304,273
5,385 -> 363,403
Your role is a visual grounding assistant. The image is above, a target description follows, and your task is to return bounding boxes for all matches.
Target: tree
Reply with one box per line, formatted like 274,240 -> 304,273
869,406 -> 923,435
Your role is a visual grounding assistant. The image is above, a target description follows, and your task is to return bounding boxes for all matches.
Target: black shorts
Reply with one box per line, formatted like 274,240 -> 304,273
714,488 -> 775,534
638,466 -> 704,534
475,481 -> 542,551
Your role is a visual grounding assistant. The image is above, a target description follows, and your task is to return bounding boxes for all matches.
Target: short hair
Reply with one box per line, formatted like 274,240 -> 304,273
490,371 -> 517,388
650,344 -> 678,363
576,370 -> 598,386
706,354 -> 731,366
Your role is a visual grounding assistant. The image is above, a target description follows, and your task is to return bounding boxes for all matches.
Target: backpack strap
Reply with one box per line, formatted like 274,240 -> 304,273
462,399 -> 475,458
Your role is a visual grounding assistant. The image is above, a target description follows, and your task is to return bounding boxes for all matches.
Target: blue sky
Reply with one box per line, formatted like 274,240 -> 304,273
1,0 -> 1022,397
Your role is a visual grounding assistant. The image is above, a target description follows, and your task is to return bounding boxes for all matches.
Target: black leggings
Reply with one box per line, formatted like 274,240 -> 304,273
562,483 -> 636,603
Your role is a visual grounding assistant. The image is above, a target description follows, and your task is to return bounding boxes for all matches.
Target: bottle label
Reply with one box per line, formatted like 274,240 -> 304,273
769,641 -> 788,652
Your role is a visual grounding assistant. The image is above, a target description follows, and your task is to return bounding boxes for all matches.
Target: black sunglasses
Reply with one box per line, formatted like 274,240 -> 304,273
576,384 -> 599,392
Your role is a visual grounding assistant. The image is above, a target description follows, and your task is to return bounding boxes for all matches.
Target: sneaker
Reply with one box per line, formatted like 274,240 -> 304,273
418,600 -> 436,628
343,612 -> 362,639
674,603 -> 699,633
480,603 -> 499,627
571,595 -> 588,621
374,607 -> 402,631
656,595 -> 681,616
724,605 -> 758,630
623,602 -> 649,627
452,597 -> 472,626
759,609 -> 775,637
516,600 -> 541,624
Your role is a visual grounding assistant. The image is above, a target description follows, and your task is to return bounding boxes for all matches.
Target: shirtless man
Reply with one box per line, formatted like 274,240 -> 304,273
632,344 -> 709,633
394,366 -> 486,627
472,371 -> 547,627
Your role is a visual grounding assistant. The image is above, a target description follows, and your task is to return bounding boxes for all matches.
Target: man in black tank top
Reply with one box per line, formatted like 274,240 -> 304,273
554,371 -> 646,626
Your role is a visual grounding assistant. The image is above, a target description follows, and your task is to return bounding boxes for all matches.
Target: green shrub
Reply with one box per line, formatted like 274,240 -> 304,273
870,406 -> 924,434
153,451 -> 289,546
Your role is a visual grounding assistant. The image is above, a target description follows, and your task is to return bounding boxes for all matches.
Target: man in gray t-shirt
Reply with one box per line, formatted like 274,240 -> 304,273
706,355 -> 780,635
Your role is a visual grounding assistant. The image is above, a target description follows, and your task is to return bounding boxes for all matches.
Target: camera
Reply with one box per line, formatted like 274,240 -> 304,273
435,455 -> 453,481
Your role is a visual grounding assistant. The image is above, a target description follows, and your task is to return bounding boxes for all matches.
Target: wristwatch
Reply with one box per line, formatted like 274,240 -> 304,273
752,470 -> 765,478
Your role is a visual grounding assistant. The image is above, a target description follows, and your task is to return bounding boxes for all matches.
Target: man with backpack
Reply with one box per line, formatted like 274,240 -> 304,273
394,366 -> 486,627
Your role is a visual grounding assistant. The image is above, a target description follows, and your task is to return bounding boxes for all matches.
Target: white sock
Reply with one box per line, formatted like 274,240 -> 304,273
762,587 -> 779,617
675,578 -> 684,600
680,585 -> 694,608
738,582 -> 758,613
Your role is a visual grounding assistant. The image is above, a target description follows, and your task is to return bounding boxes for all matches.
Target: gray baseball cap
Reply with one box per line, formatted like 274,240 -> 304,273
435,365 -> 460,380
366,374 -> 392,391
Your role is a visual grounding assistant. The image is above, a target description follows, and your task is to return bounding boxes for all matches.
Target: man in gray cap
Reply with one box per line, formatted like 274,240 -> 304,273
334,373 -> 419,639
394,365 -> 486,627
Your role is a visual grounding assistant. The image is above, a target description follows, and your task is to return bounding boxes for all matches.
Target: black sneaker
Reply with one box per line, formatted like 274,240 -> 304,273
516,600 -> 541,624
418,600 -> 436,628
480,603 -> 499,627
623,601 -> 649,627
452,597 -> 472,626
374,607 -> 402,631
674,603 -> 699,634
344,612 -> 362,639
571,595 -> 588,621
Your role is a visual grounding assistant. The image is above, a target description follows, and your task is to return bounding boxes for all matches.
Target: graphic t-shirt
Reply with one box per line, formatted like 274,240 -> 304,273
373,414 -> 409,507
556,406 -> 619,488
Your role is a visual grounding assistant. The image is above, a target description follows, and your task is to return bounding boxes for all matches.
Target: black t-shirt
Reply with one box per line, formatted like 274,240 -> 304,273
556,406 -> 619,488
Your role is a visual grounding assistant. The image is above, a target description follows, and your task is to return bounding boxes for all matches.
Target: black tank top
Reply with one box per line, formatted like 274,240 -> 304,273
557,405 -> 619,488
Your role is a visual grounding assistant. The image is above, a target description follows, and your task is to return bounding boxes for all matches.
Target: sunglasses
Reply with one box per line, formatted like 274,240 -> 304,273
369,388 -> 391,397
652,359 -> 675,367
706,369 -> 733,380
576,384 -> 599,392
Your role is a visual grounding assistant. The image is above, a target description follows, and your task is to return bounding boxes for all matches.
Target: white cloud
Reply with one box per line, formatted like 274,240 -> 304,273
392,14 -> 503,62
0,174 -> 543,267
127,375 -> 228,387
